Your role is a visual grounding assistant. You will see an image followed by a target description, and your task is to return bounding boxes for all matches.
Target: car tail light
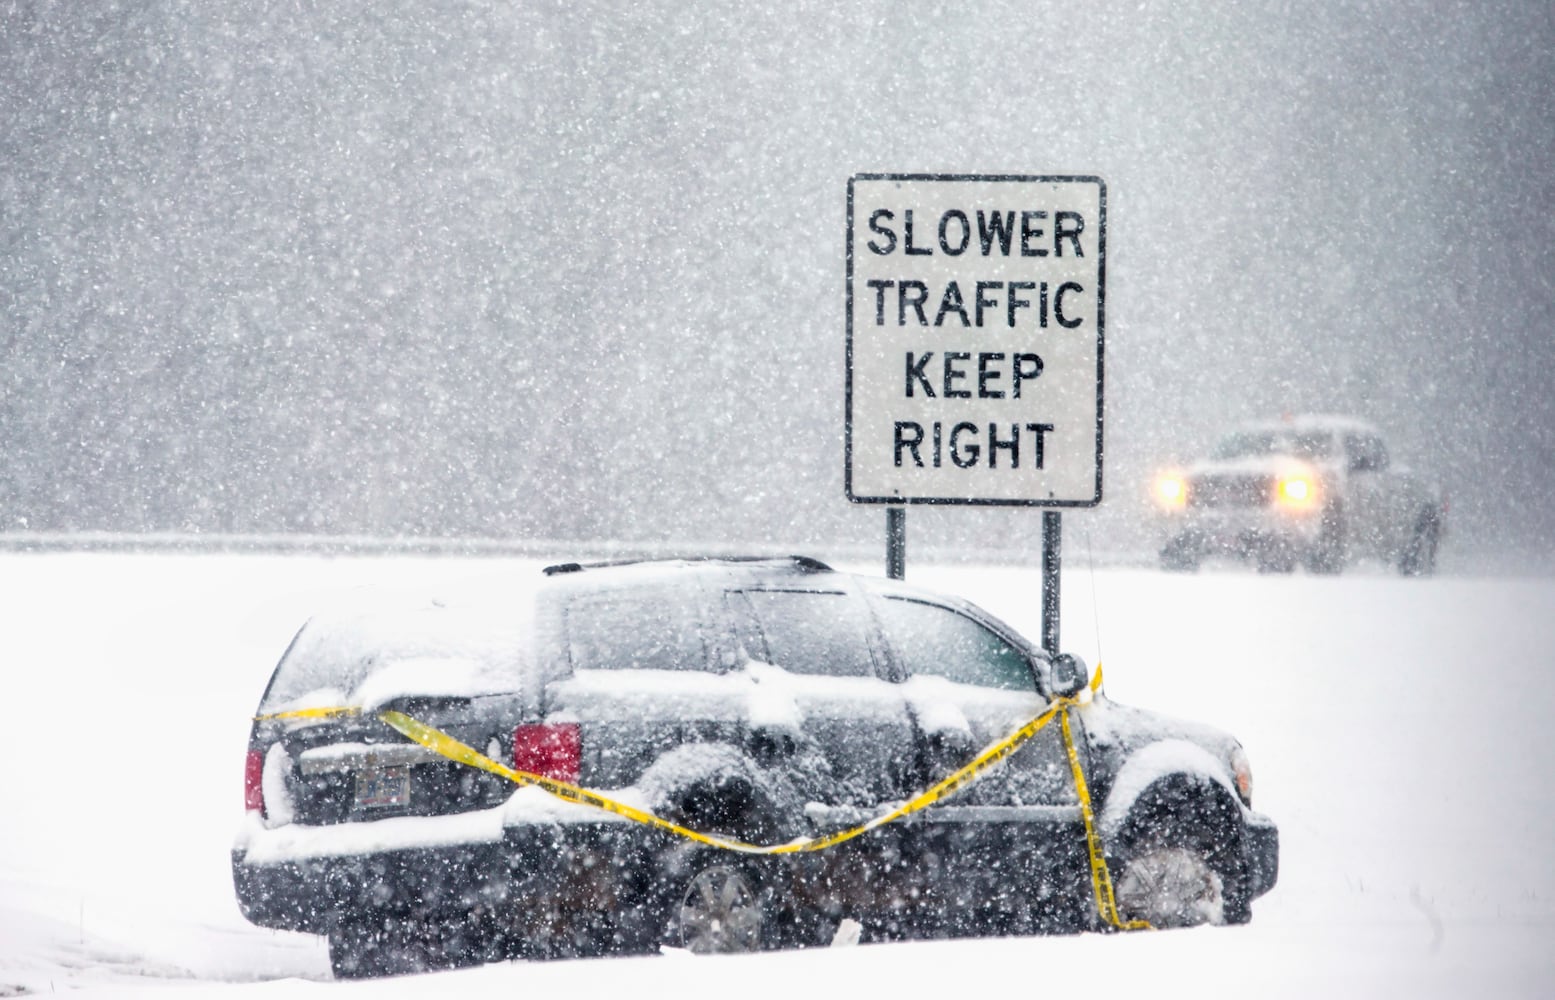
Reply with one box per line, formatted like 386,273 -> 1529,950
513,723 -> 581,784
244,749 -> 266,814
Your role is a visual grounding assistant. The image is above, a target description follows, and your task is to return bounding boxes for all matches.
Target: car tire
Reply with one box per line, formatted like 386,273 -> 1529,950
658,853 -> 789,955
1305,504 -> 1347,575
1398,513 -> 1440,577
1113,784 -> 1251,930
1160,536 -> 1201,573
1256,540 -> 1298,574
1115,846 -> 1226,928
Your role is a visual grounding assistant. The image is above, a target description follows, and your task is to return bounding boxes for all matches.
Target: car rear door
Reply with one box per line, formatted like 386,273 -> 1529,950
869,594 -> 1088,930
725,586 -> 919,808
1343,430 -> 1401,555
549,581 -> 746,789
870,595 -> 1075,806
724,584 -> 928,920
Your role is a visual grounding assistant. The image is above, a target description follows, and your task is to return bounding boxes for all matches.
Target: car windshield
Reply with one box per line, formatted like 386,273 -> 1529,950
259,605 -> 529,713
1212,429 -> 1333,460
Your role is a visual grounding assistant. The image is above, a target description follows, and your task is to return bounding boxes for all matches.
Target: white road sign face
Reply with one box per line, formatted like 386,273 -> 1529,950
846,174 -> 1105,506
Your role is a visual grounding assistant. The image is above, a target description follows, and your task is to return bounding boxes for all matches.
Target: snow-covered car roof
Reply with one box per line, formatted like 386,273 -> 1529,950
1224,414 -> 1382,438
256,557 -> 840,716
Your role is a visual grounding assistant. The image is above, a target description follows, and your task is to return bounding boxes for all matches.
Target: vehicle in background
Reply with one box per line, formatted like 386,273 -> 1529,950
1151,416 -> 1445,575
233,557 -> 1278,977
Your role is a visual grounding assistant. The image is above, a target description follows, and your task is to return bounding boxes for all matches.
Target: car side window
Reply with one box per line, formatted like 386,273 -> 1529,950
1345,432 -> 1389,473
1364,434 -> 1390,471
876,597 -> 1034,692
565,592 -> 713,672
731,589 -> 878,677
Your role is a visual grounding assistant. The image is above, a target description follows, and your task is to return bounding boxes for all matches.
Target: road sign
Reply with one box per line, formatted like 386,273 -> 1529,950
846,174 -> 1105,506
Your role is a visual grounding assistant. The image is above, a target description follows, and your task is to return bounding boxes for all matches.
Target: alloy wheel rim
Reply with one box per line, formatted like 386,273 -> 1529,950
678,865 -> 763,954
1115,846 -> 1226,928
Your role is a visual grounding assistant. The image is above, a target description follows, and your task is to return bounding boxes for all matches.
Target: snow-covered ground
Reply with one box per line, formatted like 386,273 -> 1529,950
1,550 -> 1551,998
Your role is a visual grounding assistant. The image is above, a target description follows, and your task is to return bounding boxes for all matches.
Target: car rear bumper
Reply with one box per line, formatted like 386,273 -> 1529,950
233,817 -> 661,936
1243,810 -> 1279,900
233,839 -> 512,934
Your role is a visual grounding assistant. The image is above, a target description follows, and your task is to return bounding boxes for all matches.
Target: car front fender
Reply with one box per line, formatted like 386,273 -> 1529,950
1097,738 -> 1242,844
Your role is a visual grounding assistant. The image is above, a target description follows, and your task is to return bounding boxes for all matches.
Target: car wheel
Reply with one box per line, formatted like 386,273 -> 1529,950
665,858 -> 775,954
1305,504 -> 1347,575
1114,846 -> 1226,928
1160,536 -> 1201,572
1113,784 -> 1251,930
1398,514 -> 1440,577
1255,540 -> 1297,574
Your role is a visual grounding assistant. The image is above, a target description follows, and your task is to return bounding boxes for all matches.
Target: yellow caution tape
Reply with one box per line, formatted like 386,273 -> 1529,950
1062,706 -> 1151,931
256,664 -> 1149,930
255,705 -> 362,721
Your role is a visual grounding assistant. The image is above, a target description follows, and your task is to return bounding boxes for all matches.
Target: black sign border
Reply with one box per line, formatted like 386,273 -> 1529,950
845,172 -> 1106,507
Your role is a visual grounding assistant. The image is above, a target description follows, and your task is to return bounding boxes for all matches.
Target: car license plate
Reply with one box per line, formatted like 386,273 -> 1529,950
354,766 -> 410,808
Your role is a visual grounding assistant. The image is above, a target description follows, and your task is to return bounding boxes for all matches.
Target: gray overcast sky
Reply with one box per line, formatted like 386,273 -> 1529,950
3,0 -> 1552,568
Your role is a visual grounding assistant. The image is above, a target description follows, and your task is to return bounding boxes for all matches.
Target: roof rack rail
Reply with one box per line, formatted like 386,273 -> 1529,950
542,554 -> 833,576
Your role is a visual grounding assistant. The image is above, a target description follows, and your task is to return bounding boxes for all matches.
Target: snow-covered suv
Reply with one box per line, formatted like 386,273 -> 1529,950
1153,416 -> 1445,574
232,557 -> 1279,977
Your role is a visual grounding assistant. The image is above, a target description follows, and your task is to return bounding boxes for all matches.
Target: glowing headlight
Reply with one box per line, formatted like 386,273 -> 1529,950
1154,473 -> 1188,509
1231,746 -> 1254,807
1275,474 -> 1318,509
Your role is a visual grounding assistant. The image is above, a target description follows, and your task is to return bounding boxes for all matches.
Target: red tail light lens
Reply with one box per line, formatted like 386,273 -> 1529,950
244,749 -> 266,814
513,723 -> 581,784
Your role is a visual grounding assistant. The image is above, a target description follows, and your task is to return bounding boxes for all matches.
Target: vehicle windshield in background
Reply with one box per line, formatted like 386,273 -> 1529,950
259,606 -> 528,713
1212,430 -> 1333,461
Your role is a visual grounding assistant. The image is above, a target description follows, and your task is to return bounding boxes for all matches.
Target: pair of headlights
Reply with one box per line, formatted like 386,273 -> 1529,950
1152,473 -> 1319,511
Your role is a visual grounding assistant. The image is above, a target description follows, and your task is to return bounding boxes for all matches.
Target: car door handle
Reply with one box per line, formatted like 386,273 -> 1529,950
747,726 -> 798,765
925,729 -> 975,768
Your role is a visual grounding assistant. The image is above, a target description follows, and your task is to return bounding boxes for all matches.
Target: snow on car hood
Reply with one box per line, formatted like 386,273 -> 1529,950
1078,696 -> 1249,834
1080,695 -> 1241,763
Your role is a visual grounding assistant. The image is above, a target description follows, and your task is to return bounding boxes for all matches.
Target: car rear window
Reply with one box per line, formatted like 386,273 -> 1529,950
565,591 -> 714,672
259,605 -> 529,713
875,597 -> 1033,692
732,589 -> 878,678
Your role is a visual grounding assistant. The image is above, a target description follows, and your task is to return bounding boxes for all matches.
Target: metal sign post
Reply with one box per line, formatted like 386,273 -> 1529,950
886,507 -> 906,580
1041,511 -> 1061,655
844,174 -> 1105,647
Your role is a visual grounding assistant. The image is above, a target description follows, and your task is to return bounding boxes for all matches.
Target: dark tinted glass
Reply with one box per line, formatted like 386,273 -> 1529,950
566,592 -> 711,671
261,607 -> 525,712
877,597 -> 1033,692
736,590 -> 877,677
1214,430 -> 1332,460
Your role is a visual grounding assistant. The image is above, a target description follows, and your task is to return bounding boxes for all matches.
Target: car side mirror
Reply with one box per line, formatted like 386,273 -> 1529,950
1050,653 -> 1089,698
